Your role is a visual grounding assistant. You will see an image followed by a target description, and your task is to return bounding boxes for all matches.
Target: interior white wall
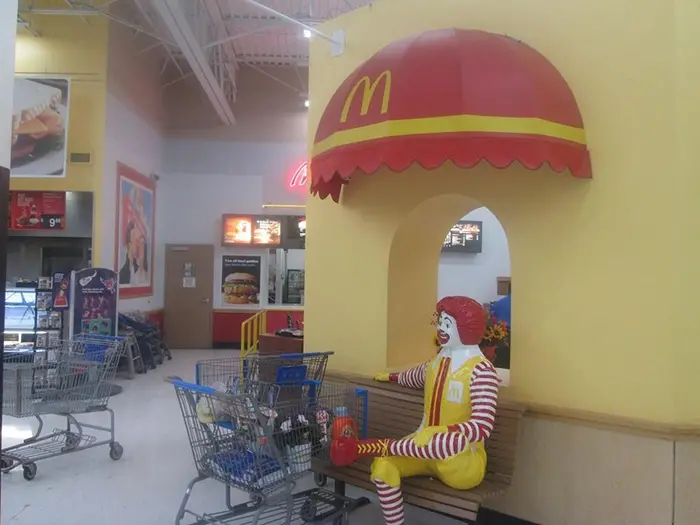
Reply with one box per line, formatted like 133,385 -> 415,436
160,136 -> 308,309
158,172 -> 271,309
102,23 -> 164,312
437,207 -> 511,304
163,139 -> 307,207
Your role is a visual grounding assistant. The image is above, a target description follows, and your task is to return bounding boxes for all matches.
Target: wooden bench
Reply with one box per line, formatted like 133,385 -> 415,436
313,375 -> 526,523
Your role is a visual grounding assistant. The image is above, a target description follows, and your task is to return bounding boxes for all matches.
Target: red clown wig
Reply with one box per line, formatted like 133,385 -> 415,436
436,296 -> 486,345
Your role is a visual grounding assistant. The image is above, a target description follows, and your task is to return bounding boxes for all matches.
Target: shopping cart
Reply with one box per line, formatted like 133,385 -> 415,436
168,376 -> 370,525
195,352 -> 333,391
1,335 -> 127,480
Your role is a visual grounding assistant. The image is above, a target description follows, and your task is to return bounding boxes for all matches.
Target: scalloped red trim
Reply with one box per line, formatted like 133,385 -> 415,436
310,134 -> 592,202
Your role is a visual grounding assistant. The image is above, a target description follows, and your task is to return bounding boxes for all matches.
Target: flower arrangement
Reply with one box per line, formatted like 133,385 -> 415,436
479,316 -> 510,364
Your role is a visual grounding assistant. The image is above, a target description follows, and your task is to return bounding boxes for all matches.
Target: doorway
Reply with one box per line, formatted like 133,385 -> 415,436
164,244 -> 214,349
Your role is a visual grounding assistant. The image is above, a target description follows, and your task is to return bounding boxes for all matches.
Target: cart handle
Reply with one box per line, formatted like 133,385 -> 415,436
168,377 -> 217,395
276,351 -> 334,359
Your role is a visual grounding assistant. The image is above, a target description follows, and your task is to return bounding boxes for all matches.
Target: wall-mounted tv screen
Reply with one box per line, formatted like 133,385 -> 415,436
286,216 -> 305,239
442,220 -> 482,253
223,215 -> 253,245
252,217 -> 281,246
223,215 -> 281,246
282,216 -> 306,248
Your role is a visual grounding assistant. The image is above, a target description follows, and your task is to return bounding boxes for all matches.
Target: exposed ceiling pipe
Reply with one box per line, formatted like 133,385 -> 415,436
151,0 -> 235,125
133,0 -> 185,77
200,0 -> 238,103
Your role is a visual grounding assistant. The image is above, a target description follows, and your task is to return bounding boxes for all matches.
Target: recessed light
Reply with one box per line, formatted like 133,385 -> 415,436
304,99 -> 310,108
303,29 -> 312,38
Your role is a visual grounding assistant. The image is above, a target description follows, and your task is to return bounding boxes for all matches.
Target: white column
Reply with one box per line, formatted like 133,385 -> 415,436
0,1 -> 18,343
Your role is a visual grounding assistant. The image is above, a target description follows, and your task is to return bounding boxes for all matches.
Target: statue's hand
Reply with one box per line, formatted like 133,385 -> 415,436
413,425 -> 449,446
373,372 -> 391,382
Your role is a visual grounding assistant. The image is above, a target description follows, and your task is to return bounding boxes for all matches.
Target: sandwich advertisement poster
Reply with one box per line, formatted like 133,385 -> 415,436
221,255 -> 261,305
12,77 -> 70,178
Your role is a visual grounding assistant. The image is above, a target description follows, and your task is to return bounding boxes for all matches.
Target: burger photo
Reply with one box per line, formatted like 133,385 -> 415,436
223,273 -> 258,304
12,79 -> 67,172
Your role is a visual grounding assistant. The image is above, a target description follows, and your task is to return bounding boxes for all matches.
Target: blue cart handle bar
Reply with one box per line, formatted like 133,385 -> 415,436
166,375 -> 370,439
166,376 -> 217,395
269,351 -> 334,359
167,376 -> 321,394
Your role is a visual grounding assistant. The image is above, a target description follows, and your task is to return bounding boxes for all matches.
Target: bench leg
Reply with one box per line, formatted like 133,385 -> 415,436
334,479 -> 346,497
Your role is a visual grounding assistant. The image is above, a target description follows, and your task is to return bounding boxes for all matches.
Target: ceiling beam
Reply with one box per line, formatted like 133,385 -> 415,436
239,0 -> 338,44
151,0 -> 235,126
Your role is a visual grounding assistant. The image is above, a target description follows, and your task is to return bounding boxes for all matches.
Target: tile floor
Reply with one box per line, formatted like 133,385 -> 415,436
1,350 -> 461,525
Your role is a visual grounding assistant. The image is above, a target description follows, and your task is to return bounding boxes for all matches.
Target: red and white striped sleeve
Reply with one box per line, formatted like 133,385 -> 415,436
447,360 -> 500,442
388,361 -> 428,390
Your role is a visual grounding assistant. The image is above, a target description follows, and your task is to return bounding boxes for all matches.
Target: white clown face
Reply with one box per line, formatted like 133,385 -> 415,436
437,312 -> 461,350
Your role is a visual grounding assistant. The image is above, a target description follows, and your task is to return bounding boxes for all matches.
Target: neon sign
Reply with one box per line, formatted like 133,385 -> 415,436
288,161 -> 308,189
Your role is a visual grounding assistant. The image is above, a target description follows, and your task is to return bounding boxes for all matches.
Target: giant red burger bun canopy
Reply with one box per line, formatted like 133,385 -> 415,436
311,28 -> 591,202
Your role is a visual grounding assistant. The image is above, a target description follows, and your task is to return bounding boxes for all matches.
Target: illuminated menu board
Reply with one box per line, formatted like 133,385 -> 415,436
253,218 -> 281,245
223,215 -> 282,246
442,221 -> 483,253
223,216 -> 253,245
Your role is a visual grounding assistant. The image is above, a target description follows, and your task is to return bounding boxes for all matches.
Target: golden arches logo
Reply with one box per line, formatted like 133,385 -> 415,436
340,71 -> 392,123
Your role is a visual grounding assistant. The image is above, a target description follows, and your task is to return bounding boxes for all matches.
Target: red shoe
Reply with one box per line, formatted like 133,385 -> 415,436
330,436 -> 359,466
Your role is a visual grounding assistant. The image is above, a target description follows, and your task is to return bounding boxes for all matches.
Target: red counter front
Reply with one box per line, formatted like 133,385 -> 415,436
212,309 -> 304,347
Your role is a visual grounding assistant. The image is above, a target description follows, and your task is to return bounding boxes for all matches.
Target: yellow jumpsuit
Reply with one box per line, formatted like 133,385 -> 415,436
371,355 -> 488,489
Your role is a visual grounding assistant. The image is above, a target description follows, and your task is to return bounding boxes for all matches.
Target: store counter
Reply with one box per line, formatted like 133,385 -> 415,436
259,333 -> 303,356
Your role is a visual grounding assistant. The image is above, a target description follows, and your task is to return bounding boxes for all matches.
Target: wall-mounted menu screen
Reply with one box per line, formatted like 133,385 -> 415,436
223,215 -> 254,245
223,215 -> 282,246
442,220 -> 483,253
282,215 -> 306,249
252,217 -> 281,246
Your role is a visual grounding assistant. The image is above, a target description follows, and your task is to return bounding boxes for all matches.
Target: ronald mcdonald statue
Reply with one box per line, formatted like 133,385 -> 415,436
330,296 -> 501,525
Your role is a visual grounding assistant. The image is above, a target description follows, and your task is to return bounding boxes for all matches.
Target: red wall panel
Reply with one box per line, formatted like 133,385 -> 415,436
211,310 -> 305,343
212,311 -> 256,343
265,310 -> 304,333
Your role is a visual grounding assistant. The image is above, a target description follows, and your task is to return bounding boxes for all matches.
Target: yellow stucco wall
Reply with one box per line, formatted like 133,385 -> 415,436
305,0 -> 696,424
14,12 -> 108,265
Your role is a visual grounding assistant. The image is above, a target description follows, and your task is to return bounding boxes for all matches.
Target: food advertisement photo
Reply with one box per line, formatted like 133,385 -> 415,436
221,255 -> 261,305
11,77 -> 70,177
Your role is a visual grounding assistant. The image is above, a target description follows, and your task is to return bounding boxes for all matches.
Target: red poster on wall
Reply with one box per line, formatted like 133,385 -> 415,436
9,191 -> 66,230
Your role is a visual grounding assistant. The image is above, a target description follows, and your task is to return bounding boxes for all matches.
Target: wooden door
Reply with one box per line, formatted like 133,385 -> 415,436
164,244 -> 214,349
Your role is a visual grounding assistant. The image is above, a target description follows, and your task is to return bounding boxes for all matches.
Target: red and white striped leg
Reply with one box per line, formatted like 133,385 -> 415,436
375,480 -> 405,525
388,432 -> 468,460
331,433 -> 468,467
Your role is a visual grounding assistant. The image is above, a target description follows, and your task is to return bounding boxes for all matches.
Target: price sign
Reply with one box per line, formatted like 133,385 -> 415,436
9,191 -> 66,231
41,215 -> 64,229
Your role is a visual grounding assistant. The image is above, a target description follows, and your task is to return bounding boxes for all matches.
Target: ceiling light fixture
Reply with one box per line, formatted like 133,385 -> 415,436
304,99 -> 310,108
303,29 -> 312,38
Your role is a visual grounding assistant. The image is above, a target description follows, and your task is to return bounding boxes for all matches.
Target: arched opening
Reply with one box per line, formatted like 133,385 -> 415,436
438,207 -> 511,384
386,193 -> 479,370
386,193 -> 511,381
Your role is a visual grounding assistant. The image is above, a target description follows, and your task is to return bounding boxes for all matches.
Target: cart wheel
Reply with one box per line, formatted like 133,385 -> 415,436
23,463 -> 37,481
300,500 -> 317,522
1,458 -> 13,471
109,442 -> 124,461
314,472 -> 328,487
333,514 -> 349,525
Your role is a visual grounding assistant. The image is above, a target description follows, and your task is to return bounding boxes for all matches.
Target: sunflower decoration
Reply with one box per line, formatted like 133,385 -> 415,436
480,316 -> 510,365
430,312 -> 441,351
